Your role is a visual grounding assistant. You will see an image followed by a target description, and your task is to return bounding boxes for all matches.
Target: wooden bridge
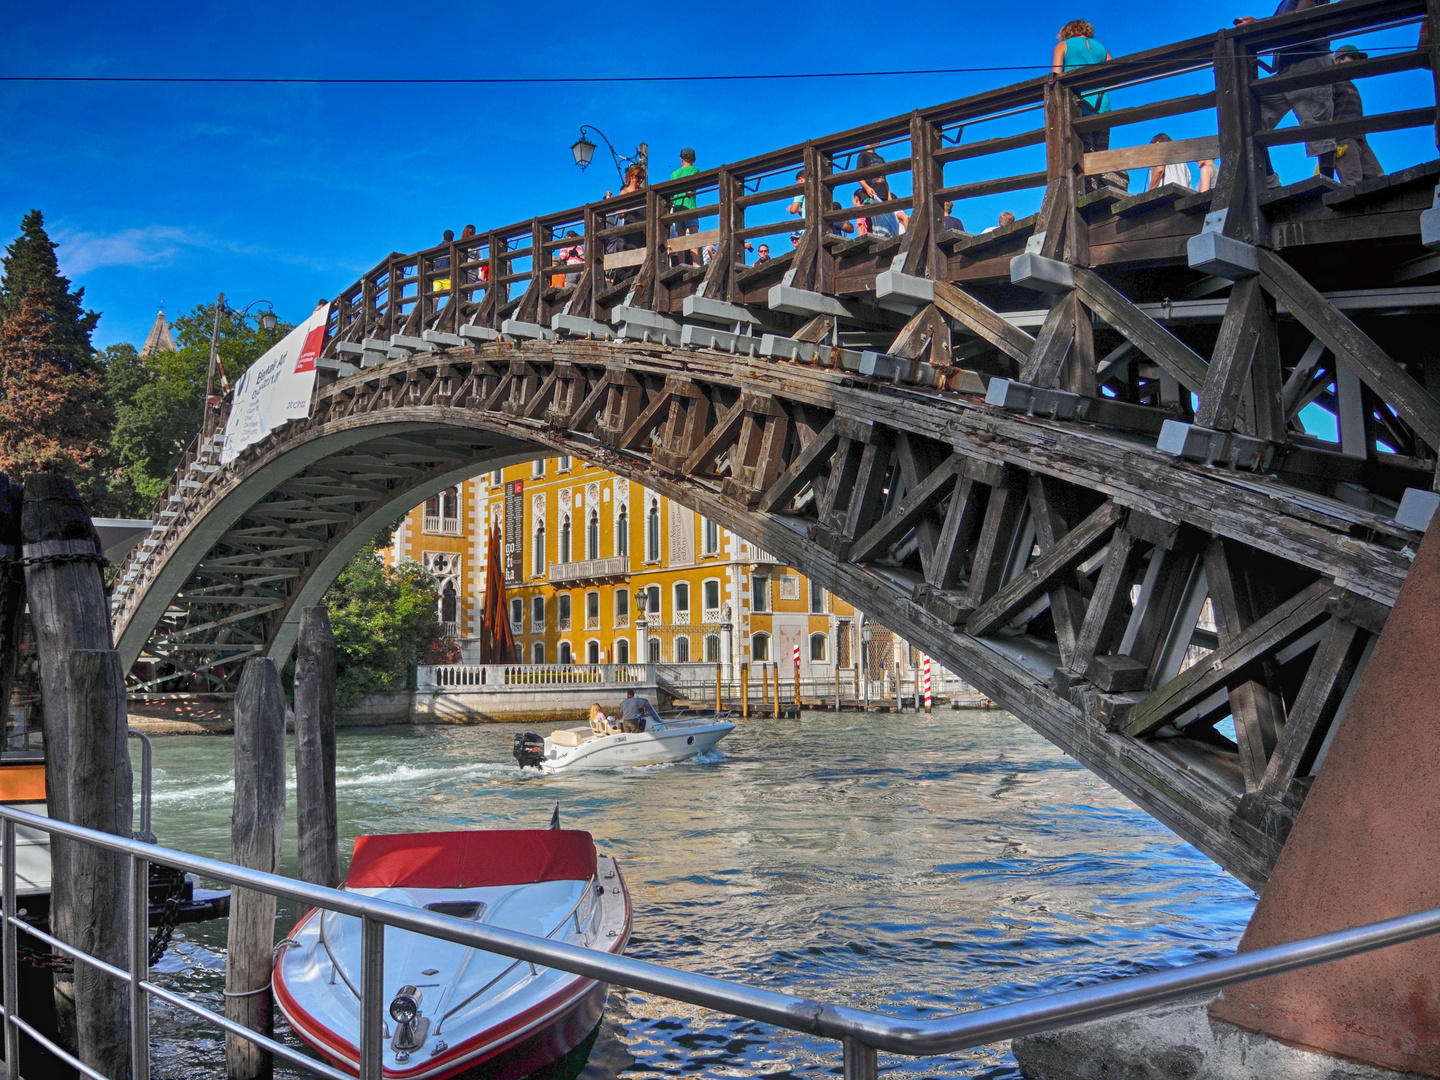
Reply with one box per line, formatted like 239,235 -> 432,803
111,0 -> 1439,893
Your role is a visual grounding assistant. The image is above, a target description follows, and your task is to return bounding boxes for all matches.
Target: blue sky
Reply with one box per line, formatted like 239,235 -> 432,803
2,0 -> 1432,351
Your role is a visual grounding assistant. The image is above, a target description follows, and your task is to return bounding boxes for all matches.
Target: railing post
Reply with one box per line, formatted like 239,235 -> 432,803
842,1036 -> 877,1080
359,915 -> 385,1080
130,852 -> 150,1080
3,819 -> 17,1080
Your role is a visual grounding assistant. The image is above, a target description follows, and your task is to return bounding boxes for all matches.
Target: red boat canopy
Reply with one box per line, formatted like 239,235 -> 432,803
345,830 -> 598,890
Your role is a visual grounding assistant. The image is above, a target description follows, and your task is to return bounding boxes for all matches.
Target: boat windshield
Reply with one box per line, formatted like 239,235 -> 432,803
642,700 -> 665,730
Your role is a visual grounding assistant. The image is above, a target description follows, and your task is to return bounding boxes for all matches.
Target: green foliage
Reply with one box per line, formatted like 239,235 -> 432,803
104,302 -> 292,516
323,542 -> 446,708
0,210 -> 100,374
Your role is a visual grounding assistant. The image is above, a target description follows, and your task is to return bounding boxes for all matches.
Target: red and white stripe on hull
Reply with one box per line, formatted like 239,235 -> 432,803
274,830 -> 632,1080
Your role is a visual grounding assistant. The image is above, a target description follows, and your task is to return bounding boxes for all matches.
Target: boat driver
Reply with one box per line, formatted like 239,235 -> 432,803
619,690 -> 647,733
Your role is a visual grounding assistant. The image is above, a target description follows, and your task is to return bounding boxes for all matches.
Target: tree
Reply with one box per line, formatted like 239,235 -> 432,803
323,542 -> 449,708
0,290 -> 111,493
0,210 -> 100,374
106,302 -> 291,516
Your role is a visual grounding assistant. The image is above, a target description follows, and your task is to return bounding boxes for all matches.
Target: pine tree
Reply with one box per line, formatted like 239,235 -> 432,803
0,210 -> 100,373
0,289 -> 111,502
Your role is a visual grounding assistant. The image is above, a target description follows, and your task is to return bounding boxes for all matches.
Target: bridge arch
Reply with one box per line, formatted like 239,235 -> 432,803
112,338 -> 1417,893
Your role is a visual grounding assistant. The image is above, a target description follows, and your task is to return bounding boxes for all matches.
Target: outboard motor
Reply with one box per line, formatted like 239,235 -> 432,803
513,732 -> 546,769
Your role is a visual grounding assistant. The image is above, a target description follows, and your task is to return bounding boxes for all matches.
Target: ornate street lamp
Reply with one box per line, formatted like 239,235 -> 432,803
569,125 -> 647,186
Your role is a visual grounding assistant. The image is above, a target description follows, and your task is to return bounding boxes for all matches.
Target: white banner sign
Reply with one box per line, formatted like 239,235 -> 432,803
220,303 -> 329,464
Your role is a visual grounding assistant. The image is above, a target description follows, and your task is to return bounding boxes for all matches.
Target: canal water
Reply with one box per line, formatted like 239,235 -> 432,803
139,708 -> 1256,1078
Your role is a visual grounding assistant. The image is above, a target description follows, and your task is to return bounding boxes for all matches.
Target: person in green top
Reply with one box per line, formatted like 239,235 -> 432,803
670,148 -> 700,265
1052,20 -> 1115,192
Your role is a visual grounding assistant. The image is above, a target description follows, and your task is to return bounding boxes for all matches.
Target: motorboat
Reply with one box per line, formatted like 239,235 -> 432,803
274,829 -> 631,1080
512,700 -> 734,773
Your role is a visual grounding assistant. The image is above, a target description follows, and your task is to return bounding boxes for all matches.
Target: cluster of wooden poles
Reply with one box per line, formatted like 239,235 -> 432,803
0,472 -> 340,1080
712,662 -> 937,718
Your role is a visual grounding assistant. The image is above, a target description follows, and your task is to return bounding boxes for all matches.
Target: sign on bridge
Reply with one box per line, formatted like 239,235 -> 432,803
221,303 -> 328,464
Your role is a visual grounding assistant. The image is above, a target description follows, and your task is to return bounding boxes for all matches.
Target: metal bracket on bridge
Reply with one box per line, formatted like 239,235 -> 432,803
767,284 -> 853,318
550,314 -> 617,340
458,324 -> 500,345
359,338 -> 392,366
759,334 -> 831,365
422,330 -> 466,348
1187,209 -> 1260,279
500,320 -> 558,342
612,306 -> 682,346
1009,253 -> 1075,294
985,378 -> 1082,419
389,334 -> 437,355
1157,419 -> 1274,470
1395,487 -> 1440,533
682,294 -> 760,330
1421,183 -> 1440,251
680,324 -> 760,356
874,269 -> 934,315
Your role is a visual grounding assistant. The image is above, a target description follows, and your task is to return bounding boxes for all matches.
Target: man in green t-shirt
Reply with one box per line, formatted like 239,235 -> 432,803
670,148 -> 700,265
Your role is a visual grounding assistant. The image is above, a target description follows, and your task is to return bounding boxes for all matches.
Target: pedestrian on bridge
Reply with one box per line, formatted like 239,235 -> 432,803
1235,0 -> 1337,189
1330,45 -> 1384,185
1053,20 -> 1114,193
670,148 -> 701,266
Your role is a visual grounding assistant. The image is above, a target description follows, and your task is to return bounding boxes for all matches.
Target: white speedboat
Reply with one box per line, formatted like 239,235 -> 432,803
274,828 -> 631,1080
512,702 -> 734,773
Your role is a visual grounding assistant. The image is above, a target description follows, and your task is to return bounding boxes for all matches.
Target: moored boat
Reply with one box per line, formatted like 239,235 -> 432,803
513,700 -> 734,773
274,829 -> 630,1080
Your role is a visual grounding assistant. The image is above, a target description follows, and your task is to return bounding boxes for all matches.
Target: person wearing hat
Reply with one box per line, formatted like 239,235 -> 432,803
1331,45 -> 1385,185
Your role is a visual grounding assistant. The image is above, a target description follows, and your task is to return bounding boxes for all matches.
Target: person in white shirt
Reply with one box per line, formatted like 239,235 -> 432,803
1146,133 -> 1193,191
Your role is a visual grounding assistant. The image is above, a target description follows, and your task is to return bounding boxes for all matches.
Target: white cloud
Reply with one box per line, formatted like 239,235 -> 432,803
54,225 -> 195,275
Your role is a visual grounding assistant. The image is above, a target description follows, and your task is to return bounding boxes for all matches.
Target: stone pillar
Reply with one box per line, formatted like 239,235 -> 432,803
635,615 -> 649,669
720,603 -> 733,681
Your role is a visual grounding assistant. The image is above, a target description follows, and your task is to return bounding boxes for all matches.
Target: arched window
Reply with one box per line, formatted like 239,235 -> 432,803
510,597 -> 524,628
704,634 -> 720,663
587,509 -> 600,560
616,507 -> 628,557
587,640 -> 601,664
440,581 -> 457,626
531,595 -> 545,631
752,632 -> 770,662
559,514 -> 572,563
615,589 -> 629,622
674,582 -> 689,616
703,517 -> 719,555
586,590 -> 600,626
644,585 -> 661,620
533,522 -> 546,576
616,638 -> 630,664
703,579 -> 721,612
531,641 -> 545,664
558,641 -> 572,664
646,499 -> 661,561
675,637 -> 691,663
648,637 -> 662,663
810,632 -> 828,662
513,643 -> 524,663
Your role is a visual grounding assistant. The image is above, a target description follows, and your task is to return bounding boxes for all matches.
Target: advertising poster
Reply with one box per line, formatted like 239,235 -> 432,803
504,479 -> 524,585
220,303 -> 330,464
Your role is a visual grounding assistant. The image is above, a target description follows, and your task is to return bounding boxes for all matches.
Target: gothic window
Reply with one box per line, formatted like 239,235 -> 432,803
616,507 -> 629,557
587,510 -> 600,560
559,514 -> 572,563
646,500 -> 661,561
533,521 -> 546,576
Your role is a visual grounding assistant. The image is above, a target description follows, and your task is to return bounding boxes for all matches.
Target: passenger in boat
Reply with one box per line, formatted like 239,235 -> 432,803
619,689 -> 647,733
589,703 -> 618,736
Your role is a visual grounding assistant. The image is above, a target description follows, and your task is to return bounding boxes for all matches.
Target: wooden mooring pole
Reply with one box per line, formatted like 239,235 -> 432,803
20,474 -> 118,1050
227,657 -> 286,1080
0,476 -> 23,727
66,649 -> 133,1080
740,665 -> 749,719
294,607 -> 339,889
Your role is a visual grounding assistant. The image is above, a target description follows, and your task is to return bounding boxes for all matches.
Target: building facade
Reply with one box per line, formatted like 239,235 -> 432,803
384,455 -> 881,680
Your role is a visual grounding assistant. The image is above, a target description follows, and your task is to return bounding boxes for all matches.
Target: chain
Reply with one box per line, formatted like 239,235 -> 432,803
148,864 -> 188,965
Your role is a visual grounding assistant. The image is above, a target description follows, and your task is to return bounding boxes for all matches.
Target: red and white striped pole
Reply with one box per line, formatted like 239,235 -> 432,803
792,644 -> 802,712
922,654 -> 933,712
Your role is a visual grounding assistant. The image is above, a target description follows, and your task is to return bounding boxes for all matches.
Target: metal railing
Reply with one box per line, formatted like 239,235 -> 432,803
417,662 -> 656,690
6,803 -> 1440,1080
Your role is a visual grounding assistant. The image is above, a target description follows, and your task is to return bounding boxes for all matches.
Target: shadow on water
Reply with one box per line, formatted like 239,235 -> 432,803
135,708 -> 1257,1079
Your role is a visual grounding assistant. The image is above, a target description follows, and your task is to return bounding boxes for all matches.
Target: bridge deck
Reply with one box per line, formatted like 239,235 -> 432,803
111,0 -> 1440,890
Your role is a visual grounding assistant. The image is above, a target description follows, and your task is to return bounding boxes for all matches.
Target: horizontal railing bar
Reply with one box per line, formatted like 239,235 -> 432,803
1228,0 -> 1423,52
12,805 -> 1440,1059
735,183 -> 806,210
1254,48 -> 1429,96
1073,90 -> 1217,134
9,1012 -> 110,1080
935,128 -> 1047,164
9,915 -> 133,985
1252,105 -> 1433,147
935,171 -> 1049,203
140,979 -> 354,1080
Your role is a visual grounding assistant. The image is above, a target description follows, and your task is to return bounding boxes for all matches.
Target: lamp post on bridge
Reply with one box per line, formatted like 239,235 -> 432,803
203,294 -> 280,439
569,125 -> 648,187
860,620 -> 873,713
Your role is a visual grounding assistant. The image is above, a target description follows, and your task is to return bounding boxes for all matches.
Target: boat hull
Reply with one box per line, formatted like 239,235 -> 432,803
540,722 -> 734,772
